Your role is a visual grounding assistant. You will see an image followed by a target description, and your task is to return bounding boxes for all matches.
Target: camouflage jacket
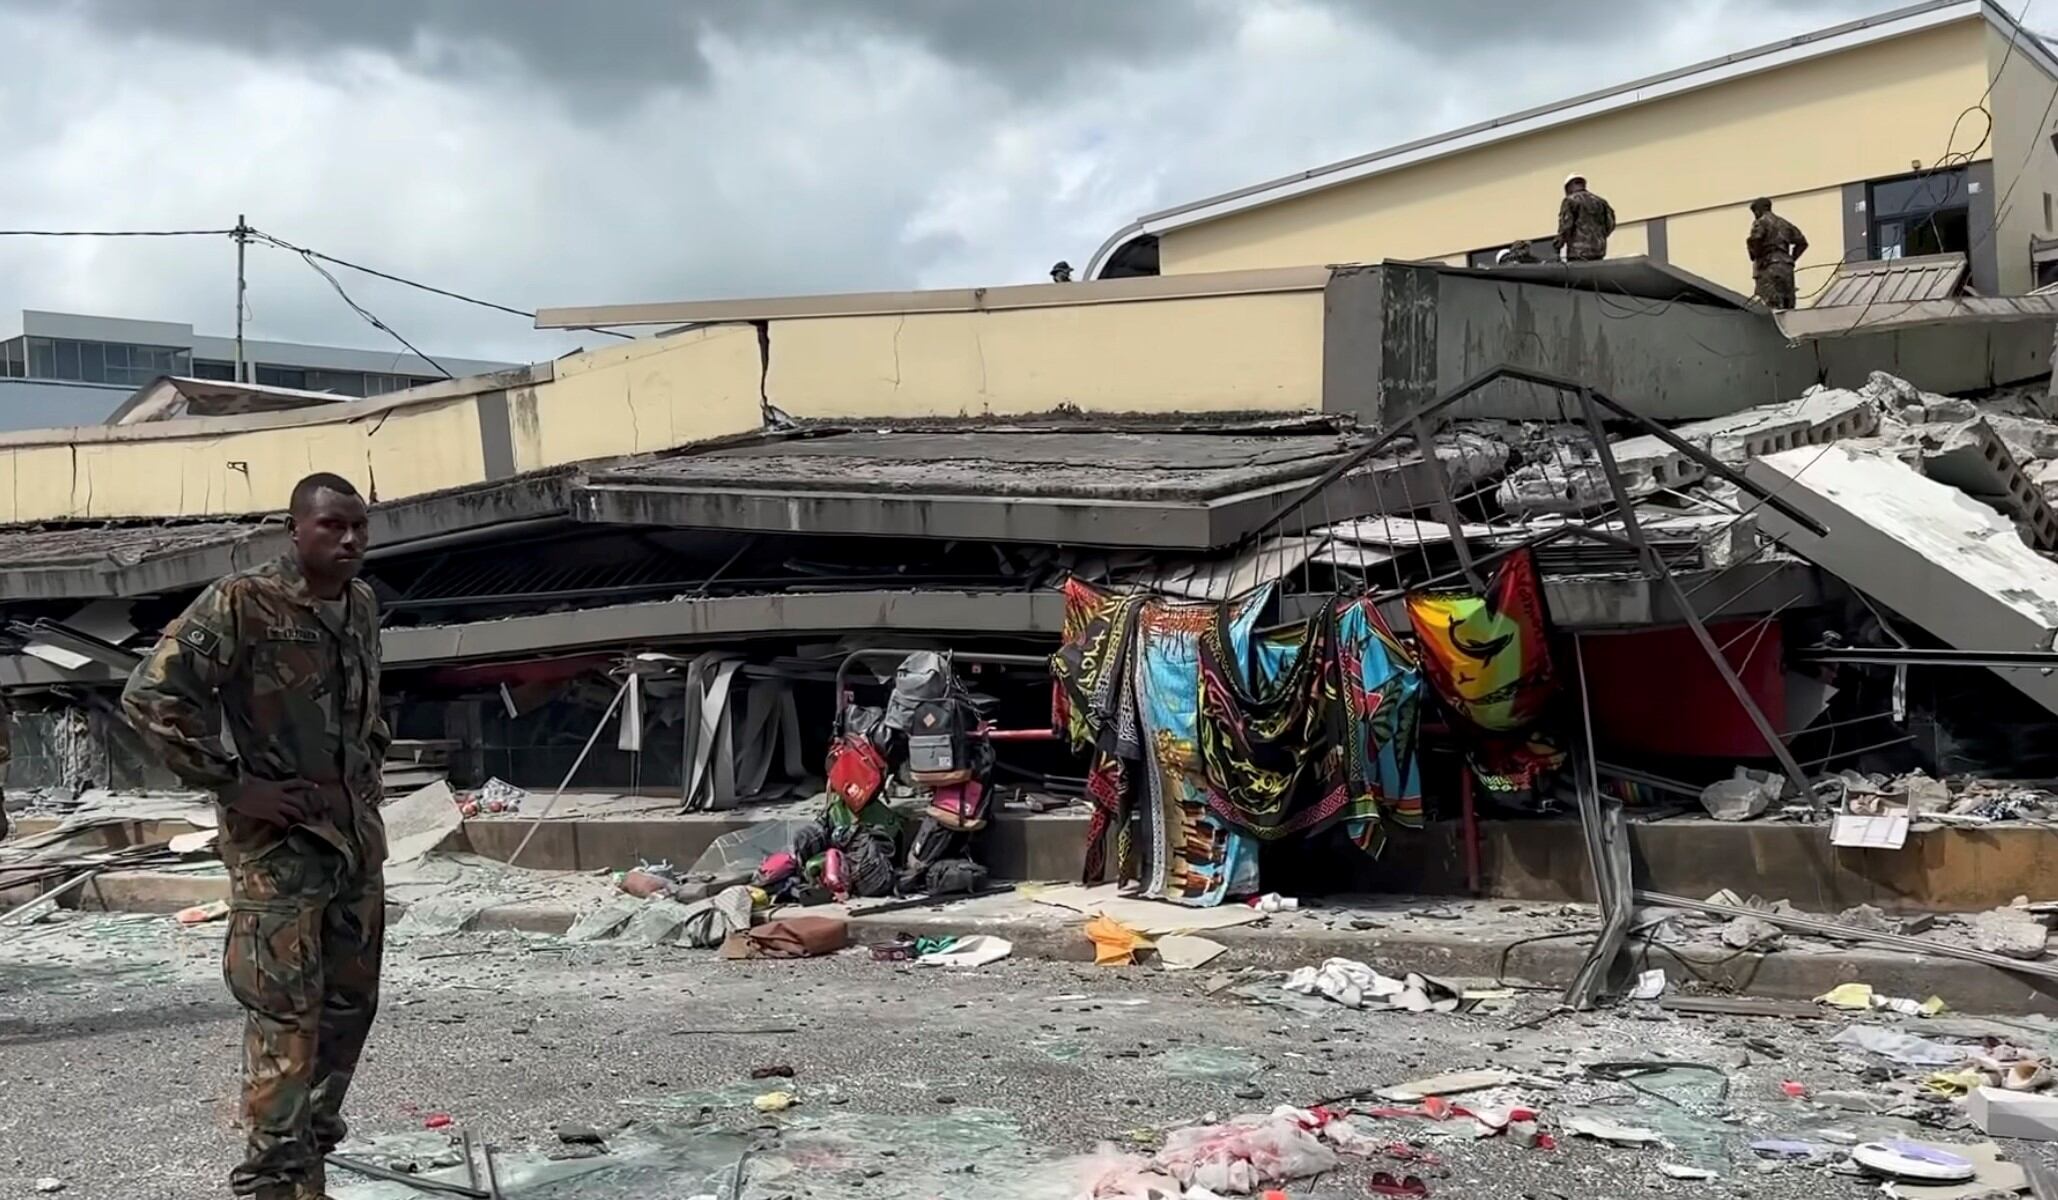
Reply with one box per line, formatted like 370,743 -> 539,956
1556,191 -> 1616,260
1747,213 -> 1808,269
122,554 -> 390,870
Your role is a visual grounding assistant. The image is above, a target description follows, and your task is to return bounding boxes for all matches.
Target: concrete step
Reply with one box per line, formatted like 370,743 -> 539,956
50,868 -> 2058,1016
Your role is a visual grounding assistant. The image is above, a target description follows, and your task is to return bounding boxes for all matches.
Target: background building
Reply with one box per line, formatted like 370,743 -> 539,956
1089,0 -> 2058,302
0,309 -> 515,432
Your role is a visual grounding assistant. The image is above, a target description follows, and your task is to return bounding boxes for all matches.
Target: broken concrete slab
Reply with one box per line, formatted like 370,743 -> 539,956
1748,444 -> 2058,719
1497,387 -> 1880,517
1917,418 -> 2058,551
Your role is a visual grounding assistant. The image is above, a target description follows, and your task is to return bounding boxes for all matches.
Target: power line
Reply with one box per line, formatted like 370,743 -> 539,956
274,243 -> 454,380
246,227 -> 635,340
0,228 -> 234,237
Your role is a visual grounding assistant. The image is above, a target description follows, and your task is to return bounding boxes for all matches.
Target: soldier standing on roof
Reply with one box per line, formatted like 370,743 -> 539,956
1555,173 -> 1616,261
123,471 -> 389,1200
1746,196 -> 1809,309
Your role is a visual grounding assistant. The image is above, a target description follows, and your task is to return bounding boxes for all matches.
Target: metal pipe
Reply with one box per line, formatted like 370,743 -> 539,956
505,673 -> 632,868
0,869 -> 100,927
1460,769 -> 1480,896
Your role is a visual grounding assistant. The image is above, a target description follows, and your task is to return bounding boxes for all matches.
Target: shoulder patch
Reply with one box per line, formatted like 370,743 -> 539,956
179,625 -> 224,657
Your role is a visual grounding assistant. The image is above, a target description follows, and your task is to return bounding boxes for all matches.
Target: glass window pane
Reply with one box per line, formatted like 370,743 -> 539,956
171,349 -> 192,375
192,359 -> 235,381
103,343 -> 128,372
1872,168 -> 1968,219
53,339 -> 81,380
28,338 -> 54,377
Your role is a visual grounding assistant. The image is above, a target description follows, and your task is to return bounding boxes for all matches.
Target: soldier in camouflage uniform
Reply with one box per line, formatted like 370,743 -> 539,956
1555,173 -> 1616,261
123,472 -> 389,1200
1746,196 -> 1809,309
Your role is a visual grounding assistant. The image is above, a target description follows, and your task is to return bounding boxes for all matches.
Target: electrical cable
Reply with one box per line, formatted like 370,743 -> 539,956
277,245 -> 454,379
0,227 -> 235,238
247,228 -> 636,341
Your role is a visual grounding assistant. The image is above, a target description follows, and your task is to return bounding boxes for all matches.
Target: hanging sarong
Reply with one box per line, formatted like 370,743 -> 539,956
1195,596 -> 1356,841
1133,594 -> 1263,906
1404,549 -> 1565,794
1333,597 -> 1424,854
1052,579 -> 1147,883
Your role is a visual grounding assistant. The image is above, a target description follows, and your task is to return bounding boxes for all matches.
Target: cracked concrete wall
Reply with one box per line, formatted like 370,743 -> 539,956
502,324 -> 763,473
760,289 -> 1326,419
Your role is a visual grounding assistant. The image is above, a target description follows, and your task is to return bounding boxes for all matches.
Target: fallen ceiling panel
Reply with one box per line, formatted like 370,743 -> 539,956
1747,444 -> 2058,717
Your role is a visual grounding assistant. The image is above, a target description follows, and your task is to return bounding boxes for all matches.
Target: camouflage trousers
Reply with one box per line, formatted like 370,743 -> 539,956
1754,262 -> 1797,309
224,833 -> 385,1199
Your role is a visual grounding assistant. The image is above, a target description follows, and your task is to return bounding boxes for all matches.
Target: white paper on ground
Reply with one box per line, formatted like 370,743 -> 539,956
382,781 -> 463,866
918,935 -> 1013,968
1156,934 -> 1228,971
1028,883 -> 1264,935
1631,968 -> 1667,1000
168,829 -> 219,856
1375,1069 -> 1516,1102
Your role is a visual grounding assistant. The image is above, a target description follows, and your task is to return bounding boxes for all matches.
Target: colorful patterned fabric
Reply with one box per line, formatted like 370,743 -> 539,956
1133,594 -> 1261,906
1334,597 -> 1425,852
1404,549 -> 1555,732
1052,579 -> 1147,882
1404,550 -> 1564,794
1195,601 -> 1354,841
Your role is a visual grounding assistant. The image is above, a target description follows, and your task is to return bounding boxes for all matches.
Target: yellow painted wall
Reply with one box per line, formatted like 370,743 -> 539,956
505,324 -> 764,473
1665,187 -> 1845,298
1158,20 -> 1989,278
765,289 -> 1327,419
1987,25 -> 2058,293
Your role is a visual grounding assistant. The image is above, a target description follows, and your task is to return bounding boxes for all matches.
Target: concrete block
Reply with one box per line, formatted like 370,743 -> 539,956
1498,389 -> 1877,518
1919,418 -> 2058,552
1969,1087 -> 2058,1141
1748,445 -> 2058,718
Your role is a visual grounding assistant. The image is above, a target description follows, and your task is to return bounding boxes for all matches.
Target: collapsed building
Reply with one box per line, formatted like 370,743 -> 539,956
6,254 -> 2058,918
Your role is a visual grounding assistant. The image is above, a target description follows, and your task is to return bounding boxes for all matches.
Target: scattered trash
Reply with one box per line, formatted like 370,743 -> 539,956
749,1065 -> 795,1080
1154,1109 -> 1339,1193
1815,982 -> 1946,1015
1658,1162 -> 1716,1180
423,1112 -> 453,1129
1562,1113 -> 1662,1146
1086,915 -> 1154,966
916,934 -> 1013,968
32,1179 -> 63,1194
1629,968 -> 1666,1000
1780,1080 -> 1809,1098
1970,1085 -> 2058,1140
1155,933 -> 1229,971
752,1091 -> 795,1113
1850,1140 -> 1977,1183
1281,958 -> 1459,1013
1830,1025 -> 1966,1066
555,1123 -> 607,1145
1365,1171 -> 1429,1196
719,917 -> 848,960
172,900 -> 228,925
1374,1070 -> 1516,1102
1246,893 -> 1299,913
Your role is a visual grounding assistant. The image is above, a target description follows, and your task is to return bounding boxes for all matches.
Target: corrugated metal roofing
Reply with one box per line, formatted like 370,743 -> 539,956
1814,253 -> 1968,308
1776,292 -> 2058,339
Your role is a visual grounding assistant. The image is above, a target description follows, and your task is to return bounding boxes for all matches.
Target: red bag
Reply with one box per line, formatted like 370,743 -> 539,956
826,733 -> 887,811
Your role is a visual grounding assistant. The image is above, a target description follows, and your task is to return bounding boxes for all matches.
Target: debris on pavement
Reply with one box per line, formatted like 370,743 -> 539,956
915,933 -> 1013,967
1087,915 -> 1154,966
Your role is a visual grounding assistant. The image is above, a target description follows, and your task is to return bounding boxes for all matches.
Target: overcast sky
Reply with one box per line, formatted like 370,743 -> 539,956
0,0 -> 1885,366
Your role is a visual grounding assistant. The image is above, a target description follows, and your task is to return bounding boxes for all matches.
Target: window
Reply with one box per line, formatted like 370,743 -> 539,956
17,338 -> 190,384
0,338 -> 22,379
255,364 -> 306,389
192,359 -> 236,381
1868,166 -> 1971,261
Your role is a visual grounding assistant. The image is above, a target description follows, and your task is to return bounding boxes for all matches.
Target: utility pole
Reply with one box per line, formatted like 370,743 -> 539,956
233,214 -> 249,383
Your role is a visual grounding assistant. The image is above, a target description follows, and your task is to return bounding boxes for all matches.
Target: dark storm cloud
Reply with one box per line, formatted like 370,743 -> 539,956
1315,0 -> 1882,50
27,0 -> 1221,101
